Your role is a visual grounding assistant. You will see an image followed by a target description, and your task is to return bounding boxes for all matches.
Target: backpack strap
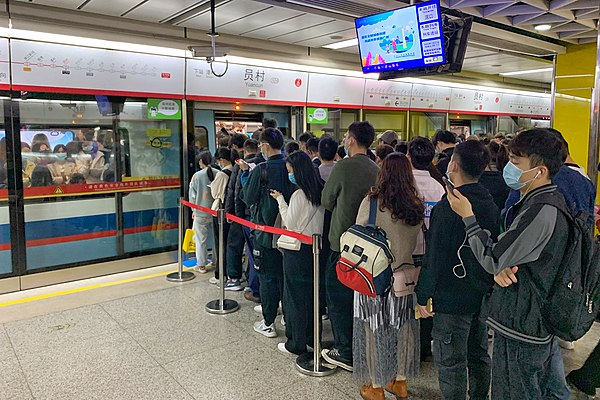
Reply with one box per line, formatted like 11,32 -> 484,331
368,197 -> 377,226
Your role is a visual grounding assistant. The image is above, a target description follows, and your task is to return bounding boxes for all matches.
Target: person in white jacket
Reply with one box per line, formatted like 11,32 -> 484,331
189,151 -> 219,274
270,151 -> 324,355
208,147 -> 234,284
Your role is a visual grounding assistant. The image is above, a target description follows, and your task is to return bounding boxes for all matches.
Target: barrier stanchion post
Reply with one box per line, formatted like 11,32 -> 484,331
167,197 -> 195,283
206,208 -> 240,314
295,234 -> 337,377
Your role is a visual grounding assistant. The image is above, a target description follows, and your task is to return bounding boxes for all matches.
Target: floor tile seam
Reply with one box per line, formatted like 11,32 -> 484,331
4,323 -> 37,399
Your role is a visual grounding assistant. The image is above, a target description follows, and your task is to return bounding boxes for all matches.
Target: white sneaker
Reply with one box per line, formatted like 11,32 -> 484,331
277,342 -> 292,354
193,265 -> 207,274
253,320 -> 277,338
557,338 -> 575,350
254,305 -> 263,314
209,277 -> 218,285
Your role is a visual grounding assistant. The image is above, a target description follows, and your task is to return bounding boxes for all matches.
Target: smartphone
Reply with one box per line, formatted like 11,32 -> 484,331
235,158 -> 246,166
442,176 -> 455,192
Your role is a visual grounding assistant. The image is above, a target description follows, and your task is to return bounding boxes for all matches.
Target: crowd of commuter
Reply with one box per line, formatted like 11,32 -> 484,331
0,129 -> 117,189
188,119 -> 600,400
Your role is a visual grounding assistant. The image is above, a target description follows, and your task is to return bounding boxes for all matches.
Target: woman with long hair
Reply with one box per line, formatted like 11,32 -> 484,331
270,151 -> 325,355
354,152 -> 424,400
189,150 -> 219,274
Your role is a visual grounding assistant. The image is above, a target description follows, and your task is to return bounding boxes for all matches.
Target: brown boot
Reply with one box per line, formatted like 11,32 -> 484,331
386,378 -> 408,400
360,384 -> 385,400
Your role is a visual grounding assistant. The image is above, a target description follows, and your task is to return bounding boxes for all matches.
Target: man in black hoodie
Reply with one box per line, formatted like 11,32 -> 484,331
433,130 -> 456,176
416,140 -> 500,400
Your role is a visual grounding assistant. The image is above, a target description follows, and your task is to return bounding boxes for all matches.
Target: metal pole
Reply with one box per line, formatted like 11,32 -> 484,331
586,28 -> 600,186
206,208 -> 239,314
167,198 -> 195,282
296,234 -> 336,377
550,54 -> 557,127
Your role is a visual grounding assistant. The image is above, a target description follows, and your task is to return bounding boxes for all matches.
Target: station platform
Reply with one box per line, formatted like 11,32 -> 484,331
0,265 -> 597,400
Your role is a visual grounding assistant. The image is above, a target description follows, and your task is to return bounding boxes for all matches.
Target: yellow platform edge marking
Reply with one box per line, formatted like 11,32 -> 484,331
0,268 -> 192,307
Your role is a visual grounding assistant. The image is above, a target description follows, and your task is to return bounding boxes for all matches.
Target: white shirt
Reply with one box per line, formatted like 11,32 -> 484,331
276,189 -> 324,236
210,165 -> 232,210
412,169 -> 445,255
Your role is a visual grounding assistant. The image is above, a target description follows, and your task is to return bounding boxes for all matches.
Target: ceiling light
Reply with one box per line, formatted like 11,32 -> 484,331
323,38 -> 358,50
500,67 -> 553,76
534,24 -> 552,32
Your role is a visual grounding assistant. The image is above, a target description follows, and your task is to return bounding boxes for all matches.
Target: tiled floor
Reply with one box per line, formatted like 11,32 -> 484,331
0,268 -> 598,399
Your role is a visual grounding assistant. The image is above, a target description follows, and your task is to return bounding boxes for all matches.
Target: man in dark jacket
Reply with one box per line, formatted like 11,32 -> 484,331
433,130 -> 456,176
223,133 -> 248,291
416,141 -> 500,400
321,121 -> 379,371
241,128 -> 294,338
447,129 -> 571,400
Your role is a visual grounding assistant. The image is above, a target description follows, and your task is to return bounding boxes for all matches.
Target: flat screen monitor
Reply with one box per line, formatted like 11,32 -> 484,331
355,0 -> 445,74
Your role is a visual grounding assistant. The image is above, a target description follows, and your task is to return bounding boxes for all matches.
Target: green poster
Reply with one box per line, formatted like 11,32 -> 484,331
306,107 -> 328,124
148,99 -> 182,120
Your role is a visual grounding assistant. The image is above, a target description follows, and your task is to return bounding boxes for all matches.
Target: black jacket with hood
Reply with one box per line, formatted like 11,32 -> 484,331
416,182 -> 500,315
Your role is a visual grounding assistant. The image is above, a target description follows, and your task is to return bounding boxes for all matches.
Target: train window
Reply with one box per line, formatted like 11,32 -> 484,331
18,94 -> 180,270
409,112 -> 446,139
363,110 -> 408,141
307,108 -> 359,142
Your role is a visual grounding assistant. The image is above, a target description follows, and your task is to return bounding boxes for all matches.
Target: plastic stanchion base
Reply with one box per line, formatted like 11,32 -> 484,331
166,271 -> 196,282
295,352 -> 337,377
205,299 -> 240,314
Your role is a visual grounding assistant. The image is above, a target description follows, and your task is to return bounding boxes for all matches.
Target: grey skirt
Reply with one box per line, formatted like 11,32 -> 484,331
352,291 -> 420,386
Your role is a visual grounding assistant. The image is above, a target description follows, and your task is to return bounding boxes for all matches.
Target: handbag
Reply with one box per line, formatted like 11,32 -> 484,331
336,197 -> 394,297
392,262 -> 421,297
276,204 -> 319,251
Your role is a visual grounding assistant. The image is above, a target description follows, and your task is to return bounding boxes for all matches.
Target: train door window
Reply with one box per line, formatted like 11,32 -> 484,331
18,94 -> 119,271
0,101 -> 9,275
409,112 -> 446,139
118,99 -> 180,254
308,108 -> 359,142
17,94 -> 180,271
363,110 -> 408,141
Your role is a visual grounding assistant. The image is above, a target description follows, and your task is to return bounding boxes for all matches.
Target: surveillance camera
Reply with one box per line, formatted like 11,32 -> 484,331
189,46 -> 229,59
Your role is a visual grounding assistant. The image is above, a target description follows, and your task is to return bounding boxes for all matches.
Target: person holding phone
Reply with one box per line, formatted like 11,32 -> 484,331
269,151 -> 325,355
415,141 -> 500,400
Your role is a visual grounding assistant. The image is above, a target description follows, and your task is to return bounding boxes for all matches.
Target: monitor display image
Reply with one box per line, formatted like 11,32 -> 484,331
355,0 -> 445,74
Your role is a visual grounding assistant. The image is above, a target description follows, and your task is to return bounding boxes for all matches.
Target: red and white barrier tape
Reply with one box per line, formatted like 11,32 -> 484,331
181,199 -> 312,244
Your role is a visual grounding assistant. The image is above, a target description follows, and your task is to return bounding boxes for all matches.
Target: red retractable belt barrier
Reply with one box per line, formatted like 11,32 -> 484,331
181,199 -> 312,245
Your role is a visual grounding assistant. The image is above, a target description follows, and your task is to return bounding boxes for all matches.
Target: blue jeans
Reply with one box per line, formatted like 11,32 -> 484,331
491,335 -> 570,400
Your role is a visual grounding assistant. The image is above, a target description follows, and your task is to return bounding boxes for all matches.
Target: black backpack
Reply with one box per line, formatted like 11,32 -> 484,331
541,197 -> 600,341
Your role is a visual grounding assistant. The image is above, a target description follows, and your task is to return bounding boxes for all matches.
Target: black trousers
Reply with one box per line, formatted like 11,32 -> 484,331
569,339 -> 600,391
255,244 -> 283,326
225,221 -> 244,280
282,245 -> 314,354
212,216 -> 230,279
324,250 -> 354,361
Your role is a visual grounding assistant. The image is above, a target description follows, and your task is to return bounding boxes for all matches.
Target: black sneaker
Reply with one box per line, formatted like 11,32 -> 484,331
224,279 -> 244,291
321,348 -> 353,372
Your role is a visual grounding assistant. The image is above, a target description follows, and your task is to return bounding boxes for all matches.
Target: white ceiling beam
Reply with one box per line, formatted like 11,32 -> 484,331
574,9 -> 599,18
489,4 -> 549,17
526,0 -> 551,11
458,6 -> 485,17
482,2 -> 519,17
512,13 -> 547,25
550,0 -> 582,10
551,8 -> 576,19
524,13 -> 568,24
451,0 -> 513,7
558,29 -> 597,38
574,18 -> 598,28
565,0 -> 600,10
551,21 -> 590,31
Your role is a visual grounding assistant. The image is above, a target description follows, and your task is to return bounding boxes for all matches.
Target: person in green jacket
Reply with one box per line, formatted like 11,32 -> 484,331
240,128 -> 295,338
320,121 -> 379,371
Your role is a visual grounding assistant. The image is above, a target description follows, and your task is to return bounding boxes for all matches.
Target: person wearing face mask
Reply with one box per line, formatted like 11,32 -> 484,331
270,151 -> 325,355
446,129 -> 572,400
415,141 -> 500,400
47,144 -> 76,184
241,128 -> 295,338
321,121 -> 379,371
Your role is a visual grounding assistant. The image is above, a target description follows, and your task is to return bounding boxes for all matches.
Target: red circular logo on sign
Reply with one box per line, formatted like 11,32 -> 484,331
295,78 -> 302,87
495,97 -> 500,103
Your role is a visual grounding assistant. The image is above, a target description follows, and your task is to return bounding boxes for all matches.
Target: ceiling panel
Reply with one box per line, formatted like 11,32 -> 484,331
180,0 -> 270,29
82,0 -> 144,17
17,0 -> 82,8
218,7 -> 302,36
294,27 -> 357,47
120,0 -> 207,22
244,13 -> 334,40
273,19 -> 354,43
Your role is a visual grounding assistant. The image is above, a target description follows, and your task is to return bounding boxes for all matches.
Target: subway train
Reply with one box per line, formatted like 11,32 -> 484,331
0,34 -> 555,292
